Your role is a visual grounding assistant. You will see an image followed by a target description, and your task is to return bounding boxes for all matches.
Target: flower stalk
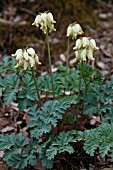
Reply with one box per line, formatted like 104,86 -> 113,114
46,30 -> 55,98
66,37 -> 70,75
31,68 -> 42,107
76,62 -> 82,128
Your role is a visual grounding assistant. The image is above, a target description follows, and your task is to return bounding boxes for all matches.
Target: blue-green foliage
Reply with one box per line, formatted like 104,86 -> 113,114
0,56 -> 16,74
0,74 -> 19,105
18,74 -> 38,110
77,121 -> 113,158
0,134 -> 38,169
28,100 -> 71,139
1,56 -> 113,169
38,131 -> 75,169
84,77 -> 113,119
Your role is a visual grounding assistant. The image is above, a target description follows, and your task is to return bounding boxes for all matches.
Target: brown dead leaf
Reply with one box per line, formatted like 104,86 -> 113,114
1,126 -> 14,133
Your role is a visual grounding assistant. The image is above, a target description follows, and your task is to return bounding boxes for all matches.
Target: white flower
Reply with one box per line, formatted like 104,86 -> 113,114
73,37 -> 99,62
89,39 -> 99,50
80,49 -> 87,61
75,51 -> 80,60
35,55 -> 41,65
23,51 -> 30,61
29,57 -> 35,67
40,12 -> 47,20
24,60 -> 29,70
76,24 -> 83,33
12,49 -> 23,61
47,12 -> 56,23
67,26 -> 72,37
27,48 -> 35,57
73,24 -> 83,35
82,37 -> 89,47
75,39 -> 82,50
67,22 -> 83,39
32,12 -> 56,34
13,48 -> 41,70
15,59 -> 24,69
33,15 -> 41,27
87,48 -> 94,61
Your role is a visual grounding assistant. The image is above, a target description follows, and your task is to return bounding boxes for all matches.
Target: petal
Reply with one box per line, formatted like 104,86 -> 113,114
90,39 -> 99,50
80,49 -> 87,61
67,26 -> 72,37
27,48 -> 35,57
75,39 -> 82,49
87,49 -> 94,60
82,37 -> 89,47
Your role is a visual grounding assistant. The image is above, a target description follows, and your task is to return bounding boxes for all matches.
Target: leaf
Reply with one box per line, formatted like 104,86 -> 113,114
0,135 -> 15,150
3,89 -> 17,105
1,74 -> 19,105
3,148 -> 21,161
46,147 -> 58,160
28,100 -> 71,139
7,154 -> 28,169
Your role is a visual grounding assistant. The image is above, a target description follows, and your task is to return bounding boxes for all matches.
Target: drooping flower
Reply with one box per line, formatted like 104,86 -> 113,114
67,22 -> 84,39
12,48 -> 41,70
82,37 -> 89,47
12,49 -> 23,61
32,11 -> 56,34
73,37 -> 99,62
74,39 -> 82,50
89,39 -> 99,50
27,48 -> 35,57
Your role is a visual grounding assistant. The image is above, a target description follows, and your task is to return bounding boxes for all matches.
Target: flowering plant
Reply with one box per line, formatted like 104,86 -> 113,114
0,11 -> 113,170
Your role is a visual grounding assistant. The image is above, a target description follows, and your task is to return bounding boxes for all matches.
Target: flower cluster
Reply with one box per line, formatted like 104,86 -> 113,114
73,37 -> 99,61
67,22 -> 83,39
32,11 -> 56,34
12,48 -> 41,70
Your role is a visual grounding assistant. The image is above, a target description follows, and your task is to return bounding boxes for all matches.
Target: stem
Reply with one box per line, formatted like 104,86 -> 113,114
82,81 -> 87,112
46,30 -> 55,98
76,62 -> 82,128
66,37 -> 70,75
31,68 -> 42,107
